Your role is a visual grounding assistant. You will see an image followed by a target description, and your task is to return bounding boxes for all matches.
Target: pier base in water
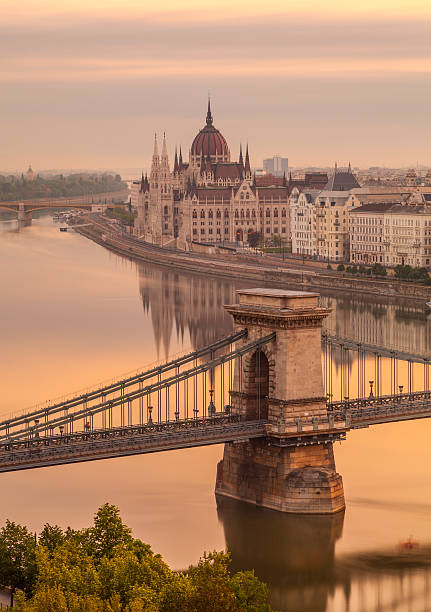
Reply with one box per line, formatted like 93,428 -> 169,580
215,439 -> 345,515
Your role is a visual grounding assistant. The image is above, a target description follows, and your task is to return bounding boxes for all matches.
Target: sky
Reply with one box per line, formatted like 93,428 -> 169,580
1,0 -> 431,172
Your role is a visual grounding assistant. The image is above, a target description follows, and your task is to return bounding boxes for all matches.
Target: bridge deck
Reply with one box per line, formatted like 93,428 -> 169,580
0,417 -> 267,473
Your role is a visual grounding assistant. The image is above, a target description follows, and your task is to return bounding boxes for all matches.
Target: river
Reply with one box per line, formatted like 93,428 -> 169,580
2,215 -> 431,611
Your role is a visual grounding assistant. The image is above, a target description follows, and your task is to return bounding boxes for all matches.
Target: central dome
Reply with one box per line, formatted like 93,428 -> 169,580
190,101 -> 230,165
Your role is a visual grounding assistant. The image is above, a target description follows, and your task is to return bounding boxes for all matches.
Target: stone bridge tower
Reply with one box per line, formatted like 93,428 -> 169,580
215,288 -> 345,514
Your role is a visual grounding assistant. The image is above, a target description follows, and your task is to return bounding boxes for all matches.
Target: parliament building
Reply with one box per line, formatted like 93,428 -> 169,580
132,102 -> 321,249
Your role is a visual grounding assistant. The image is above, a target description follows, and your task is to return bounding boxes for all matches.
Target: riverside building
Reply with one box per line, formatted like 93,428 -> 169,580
133,102 -> 292,249
350,203 -> 431,267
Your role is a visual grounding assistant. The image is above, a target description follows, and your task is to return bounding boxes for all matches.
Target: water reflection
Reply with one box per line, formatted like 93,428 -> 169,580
218,497 -> 431,612
138,263 -> 244,357
217,496 -> 344,612
136,263 -> 431,361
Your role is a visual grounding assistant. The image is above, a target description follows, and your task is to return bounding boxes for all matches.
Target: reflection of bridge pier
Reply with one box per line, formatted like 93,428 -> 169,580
217,496 -> 344,612
17,203 -> 32,225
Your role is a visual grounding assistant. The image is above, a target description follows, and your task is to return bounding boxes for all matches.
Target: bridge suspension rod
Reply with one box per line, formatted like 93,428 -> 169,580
3,332 -> 275,443
322,332 -> 431,365
0,329 -> 247,436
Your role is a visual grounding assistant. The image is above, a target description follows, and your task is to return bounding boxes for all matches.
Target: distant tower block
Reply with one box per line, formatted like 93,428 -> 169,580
215,288 -> 345,514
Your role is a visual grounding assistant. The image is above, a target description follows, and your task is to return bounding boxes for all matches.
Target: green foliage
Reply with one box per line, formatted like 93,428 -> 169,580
247,231 -> 262,248
394,265 -> 431,283
38,525 -> 65,555
371,263 -> 387,276
0,173 -> 127,203
0,520 -> 37,596
337,264 -> 345,271
3,505 -> 274,612
105,207 -> 135,226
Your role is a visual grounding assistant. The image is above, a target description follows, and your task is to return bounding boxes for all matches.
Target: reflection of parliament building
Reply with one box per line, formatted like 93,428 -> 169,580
138,261 -> 431,359
132,101 -> 292,247
138,263 -> 243,357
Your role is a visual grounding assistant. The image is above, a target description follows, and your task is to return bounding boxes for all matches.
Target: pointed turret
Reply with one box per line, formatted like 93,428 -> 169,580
173,147 -> 178,173
244,144 -> 251,175
239,144 -> 244,168
282,171 -> 287,187
178,146 -> 183,171
153,133 -> 159,158
206,97 -> 213,126
161,132 -> 168,160
348,161 -> 351,173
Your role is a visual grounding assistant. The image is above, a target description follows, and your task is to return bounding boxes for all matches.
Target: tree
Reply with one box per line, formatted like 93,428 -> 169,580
372,263 -> 387,277
272,234 -> 282,247
337,264 -> 345,271
248,231 -> 262,248
38,525 -> 65,556
90,504 -> 133,560
3,506 -> 275,611
0,521 -> 37,598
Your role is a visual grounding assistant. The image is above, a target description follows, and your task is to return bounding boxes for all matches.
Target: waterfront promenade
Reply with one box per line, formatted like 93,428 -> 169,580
76,214 -> 431,303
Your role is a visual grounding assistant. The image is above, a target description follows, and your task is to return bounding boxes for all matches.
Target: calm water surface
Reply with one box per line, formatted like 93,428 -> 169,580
2,215 -> 431,611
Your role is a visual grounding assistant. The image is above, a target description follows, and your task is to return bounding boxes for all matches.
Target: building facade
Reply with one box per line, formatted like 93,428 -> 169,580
350,203 -> 431,267
133,103 -> 292,248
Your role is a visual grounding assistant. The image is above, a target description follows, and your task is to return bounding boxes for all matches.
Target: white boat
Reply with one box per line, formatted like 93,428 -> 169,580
426,301 -> 431,310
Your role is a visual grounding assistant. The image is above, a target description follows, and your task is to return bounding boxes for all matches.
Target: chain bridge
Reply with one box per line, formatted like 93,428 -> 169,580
2,288 -> 431,514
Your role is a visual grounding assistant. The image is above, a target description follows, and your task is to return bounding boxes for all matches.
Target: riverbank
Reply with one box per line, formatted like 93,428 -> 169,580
75,216 -> 431,303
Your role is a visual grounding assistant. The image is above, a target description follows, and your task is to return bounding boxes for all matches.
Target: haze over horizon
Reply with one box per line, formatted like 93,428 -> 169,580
1,0 -> 430,172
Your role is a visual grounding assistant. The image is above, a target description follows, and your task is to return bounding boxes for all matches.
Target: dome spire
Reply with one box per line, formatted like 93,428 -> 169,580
206,96 -> 213,126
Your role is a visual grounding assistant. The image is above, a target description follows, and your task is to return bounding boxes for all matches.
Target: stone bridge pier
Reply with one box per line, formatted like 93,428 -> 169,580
17,203 -> 32,224
215,288 -> 345,514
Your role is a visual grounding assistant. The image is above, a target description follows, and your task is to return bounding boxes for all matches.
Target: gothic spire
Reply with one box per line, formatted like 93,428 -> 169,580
174,147 -> 178,173
178,146 -> 183,171
206,97 -> 213,126
153,133 -> 159,157
244,144 -> 251,174
348,161 -> 351,173
161,132 -> 168,158
239,144 -> 244,168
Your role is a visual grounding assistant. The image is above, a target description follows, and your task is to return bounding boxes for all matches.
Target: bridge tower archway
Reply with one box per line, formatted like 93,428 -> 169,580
216,288 -> 346,515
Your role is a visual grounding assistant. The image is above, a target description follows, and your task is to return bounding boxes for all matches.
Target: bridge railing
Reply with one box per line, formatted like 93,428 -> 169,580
322,332 -> 431,402
0,332 -> 275,445
0,330 -> 247,442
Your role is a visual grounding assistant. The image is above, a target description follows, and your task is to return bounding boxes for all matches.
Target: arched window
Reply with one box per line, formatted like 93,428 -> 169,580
164,205 -> 169,215
246,209 -> 250,218
224,210 -> 229,219
216,209 -> 221,219
235,209 -> 239,219
192,209 -> 197,219
240,209 -> 245,218
240,193 -> 244,200
209,209 -> 213,219
200,209 -> 205,219
266,208 -> 270,218
246,193 -> 249,200
282,208 -> 286,217
274,208 -> 278,218
252,209 -> 256,218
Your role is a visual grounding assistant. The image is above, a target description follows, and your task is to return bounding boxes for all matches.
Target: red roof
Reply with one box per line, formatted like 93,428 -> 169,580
256,174 -> 283,187
213,163 -> 243,180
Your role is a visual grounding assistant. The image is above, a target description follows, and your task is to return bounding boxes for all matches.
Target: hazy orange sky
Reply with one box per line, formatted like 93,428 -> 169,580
1,1 -> 430,171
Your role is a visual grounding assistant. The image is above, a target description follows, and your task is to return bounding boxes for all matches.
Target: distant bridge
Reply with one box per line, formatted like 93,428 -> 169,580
0,191 -> 129,220
2,289 -> 431,515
